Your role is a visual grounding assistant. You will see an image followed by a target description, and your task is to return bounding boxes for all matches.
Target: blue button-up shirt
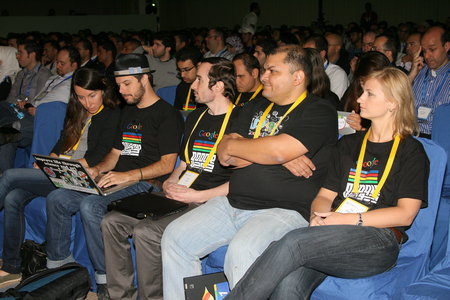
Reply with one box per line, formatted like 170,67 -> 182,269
413,60 -> 450,135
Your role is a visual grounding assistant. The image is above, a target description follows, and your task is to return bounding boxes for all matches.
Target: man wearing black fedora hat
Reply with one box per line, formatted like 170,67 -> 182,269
45,53 -> 183,299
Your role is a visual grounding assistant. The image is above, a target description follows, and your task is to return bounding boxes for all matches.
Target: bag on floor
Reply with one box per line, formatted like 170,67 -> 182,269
0,262 -> 91,300
20,240 -> 47,279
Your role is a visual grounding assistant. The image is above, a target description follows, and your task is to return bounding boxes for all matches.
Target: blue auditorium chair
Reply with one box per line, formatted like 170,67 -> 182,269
156,85 -> 177,106
428,103 -> 450,269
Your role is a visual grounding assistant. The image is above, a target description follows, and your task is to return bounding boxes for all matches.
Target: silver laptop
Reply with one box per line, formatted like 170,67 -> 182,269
33,154 -> 135,196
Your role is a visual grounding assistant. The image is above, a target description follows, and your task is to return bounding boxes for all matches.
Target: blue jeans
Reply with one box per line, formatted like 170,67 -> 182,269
161,196 -> 309,300
0,168 -> 56,273
45,181 -> 153,284
225,225 -> 400,300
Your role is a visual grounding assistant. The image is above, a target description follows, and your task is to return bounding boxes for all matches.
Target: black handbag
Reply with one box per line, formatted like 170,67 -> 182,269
20,240 -> 47,279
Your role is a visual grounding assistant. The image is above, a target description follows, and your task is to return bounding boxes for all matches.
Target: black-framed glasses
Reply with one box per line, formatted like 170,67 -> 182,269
177,66 -> 195,73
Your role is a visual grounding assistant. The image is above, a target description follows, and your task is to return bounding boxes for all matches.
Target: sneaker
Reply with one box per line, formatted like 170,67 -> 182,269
97,284 -> 110,300
0,273 -> 21,287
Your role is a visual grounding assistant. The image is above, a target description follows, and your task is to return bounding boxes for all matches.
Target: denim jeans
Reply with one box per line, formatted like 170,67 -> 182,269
45,181 -> 153,284
225,225 -> 400,300
161,196 -> 309,300
0,168 -> 56,273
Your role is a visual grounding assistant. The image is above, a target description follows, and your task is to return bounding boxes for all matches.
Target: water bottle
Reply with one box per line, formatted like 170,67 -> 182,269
10,104 -> 24,120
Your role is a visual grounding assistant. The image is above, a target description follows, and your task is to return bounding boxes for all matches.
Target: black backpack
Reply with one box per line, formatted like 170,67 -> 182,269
0,263 -> 91,300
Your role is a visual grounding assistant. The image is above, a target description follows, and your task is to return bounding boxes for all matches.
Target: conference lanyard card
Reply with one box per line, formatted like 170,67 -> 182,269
417,106 -> 432,120
178,170 -> 200,187
335,198 -> 369,214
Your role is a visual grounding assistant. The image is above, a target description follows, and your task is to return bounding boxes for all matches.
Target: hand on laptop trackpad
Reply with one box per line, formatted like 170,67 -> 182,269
101,184 -> 117,191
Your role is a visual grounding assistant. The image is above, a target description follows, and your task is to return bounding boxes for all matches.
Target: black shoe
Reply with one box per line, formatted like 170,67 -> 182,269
97,284 -> 110,300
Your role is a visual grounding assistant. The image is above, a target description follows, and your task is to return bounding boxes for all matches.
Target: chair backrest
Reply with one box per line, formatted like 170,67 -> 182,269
400,138 -> 446,260
432,103 -> 450,188
27,101 -> 67,167
156,85 -> 177,106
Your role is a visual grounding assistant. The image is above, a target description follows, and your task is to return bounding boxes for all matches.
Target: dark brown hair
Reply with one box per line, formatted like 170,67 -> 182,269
60,68 -> 118,152
342,51 -> 390,112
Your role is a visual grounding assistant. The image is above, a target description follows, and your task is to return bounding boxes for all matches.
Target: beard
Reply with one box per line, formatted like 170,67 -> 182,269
123,84 -> 145,105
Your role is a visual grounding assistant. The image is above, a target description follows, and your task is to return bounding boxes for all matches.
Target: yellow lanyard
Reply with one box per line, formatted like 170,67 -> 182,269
253,90 -> 307,139
184,103 -> 234,169
183,86 -> 196,111
352,128 -> 401,198
235,84 -> 263,105
69,105 -> 104,152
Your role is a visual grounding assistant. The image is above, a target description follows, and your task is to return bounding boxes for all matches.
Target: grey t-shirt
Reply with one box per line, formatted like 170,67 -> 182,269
146,55 -> 180,92
62,118 -> 90,160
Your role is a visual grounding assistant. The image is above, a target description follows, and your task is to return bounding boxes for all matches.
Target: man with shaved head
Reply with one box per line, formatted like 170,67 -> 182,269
411,26 -> 450,137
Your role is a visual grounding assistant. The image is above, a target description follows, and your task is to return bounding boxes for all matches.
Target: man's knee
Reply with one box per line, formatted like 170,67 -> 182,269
101,212 -> 120,235
46,190 -> 67,213
160,219 -> 185,251
79,196 -> 106,223
133,219 -> 163,246
3,190 -> 27,211
2,168 -> 19,184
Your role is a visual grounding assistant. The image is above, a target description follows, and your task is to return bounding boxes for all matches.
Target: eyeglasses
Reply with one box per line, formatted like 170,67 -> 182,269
177,66 -> 195,73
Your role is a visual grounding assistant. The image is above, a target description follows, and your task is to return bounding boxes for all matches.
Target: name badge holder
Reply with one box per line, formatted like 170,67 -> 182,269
335,198 -> 369,213
417,106 -> 432,121
178,168 -> 202,187
178,103 -> 234,187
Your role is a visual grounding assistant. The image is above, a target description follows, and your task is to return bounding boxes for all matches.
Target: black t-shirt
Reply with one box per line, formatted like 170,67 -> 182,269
227,94 -> 338,220
113,99 -> 184,176
324,132 -> 429,240
234,89 -> 263,107
174,81 -> 199,110
180,106 -> 238,190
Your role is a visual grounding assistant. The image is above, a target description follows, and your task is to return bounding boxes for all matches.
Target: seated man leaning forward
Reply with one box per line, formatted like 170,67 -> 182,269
102,57 -> 238,300
161,45 -> 338,300
45,53 -> 183,297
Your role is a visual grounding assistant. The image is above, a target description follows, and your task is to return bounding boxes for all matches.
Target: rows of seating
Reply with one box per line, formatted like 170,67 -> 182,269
2,97 -> 449,297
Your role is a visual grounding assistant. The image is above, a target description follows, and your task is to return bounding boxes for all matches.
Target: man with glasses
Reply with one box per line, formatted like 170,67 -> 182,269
362,31 -> 377,53
174,47 -> 203,111
350,31 -> 378,78
372,34 -> 407,73
204,28 -> 234,61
